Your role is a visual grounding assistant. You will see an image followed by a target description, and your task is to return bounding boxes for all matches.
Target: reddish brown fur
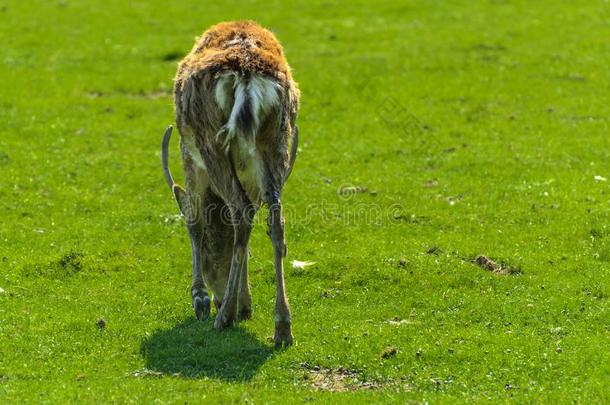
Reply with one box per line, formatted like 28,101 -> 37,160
175,20 -> 293,88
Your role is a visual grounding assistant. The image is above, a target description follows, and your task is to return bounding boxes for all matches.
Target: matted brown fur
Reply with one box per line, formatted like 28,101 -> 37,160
175,20 -> 293,88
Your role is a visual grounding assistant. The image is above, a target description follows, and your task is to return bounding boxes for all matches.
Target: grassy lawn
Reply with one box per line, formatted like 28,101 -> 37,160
1,0 -> 609,403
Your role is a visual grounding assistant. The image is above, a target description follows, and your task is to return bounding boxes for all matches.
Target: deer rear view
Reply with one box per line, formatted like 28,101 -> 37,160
161,21 -> 300,347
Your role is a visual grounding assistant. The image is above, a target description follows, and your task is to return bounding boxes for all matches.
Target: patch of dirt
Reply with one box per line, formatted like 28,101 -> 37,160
470,43 -> 507,52
137,90 -> 171,99
87,89 -> 171,99
96,318 -> 106,330
161,51 -> 183,62
381,346 -> 398,359
23,251 -> 87,279
473,255 -> 521,275
87,90 -> 110,98
59,251 -> 84,272
0,151 -> 9,165
301,363 -> 382,392
426,246 -> 442,255
391,213 -> 427,224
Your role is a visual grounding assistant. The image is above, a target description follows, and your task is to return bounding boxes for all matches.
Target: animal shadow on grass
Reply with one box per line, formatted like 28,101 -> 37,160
140,317 -> 274,381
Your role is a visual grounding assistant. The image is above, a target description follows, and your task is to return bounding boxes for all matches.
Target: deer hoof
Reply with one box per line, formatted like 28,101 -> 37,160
238,305 -> 253,321
214,311 -> 235,330
194,296 -> 211,321
274,321 -> 293,348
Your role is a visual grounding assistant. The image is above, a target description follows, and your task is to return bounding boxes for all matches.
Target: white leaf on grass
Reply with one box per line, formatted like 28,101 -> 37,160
291,260 -> 316,269
386,319 -> 416,326
594,175 -> 606,182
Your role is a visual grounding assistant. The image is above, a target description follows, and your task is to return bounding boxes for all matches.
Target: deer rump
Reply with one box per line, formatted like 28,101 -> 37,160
216,73 -> 281,145
174,69 -> 298,207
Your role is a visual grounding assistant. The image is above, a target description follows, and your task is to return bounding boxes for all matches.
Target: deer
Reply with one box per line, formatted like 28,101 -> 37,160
161,21 -> 300,347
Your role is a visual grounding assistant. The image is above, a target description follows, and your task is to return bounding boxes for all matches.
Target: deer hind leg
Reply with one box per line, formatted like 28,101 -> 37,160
264,187 -> 293,347
237,242 -> 253,320
196,144 -> 255,330
188,219 -> 211,320
213,296 -> 222,311
210,195 -> 254,330
205,189 -> 252,321
181,160 -> 212,321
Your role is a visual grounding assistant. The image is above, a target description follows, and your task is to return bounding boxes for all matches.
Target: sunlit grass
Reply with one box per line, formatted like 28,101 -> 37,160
1,0 -> 609,403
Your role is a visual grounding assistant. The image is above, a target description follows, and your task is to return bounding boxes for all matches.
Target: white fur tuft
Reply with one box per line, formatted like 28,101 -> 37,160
214,73 -> 281,149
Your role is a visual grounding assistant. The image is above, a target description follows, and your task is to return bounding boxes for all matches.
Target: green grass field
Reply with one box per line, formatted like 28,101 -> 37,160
1,0 -> 609,403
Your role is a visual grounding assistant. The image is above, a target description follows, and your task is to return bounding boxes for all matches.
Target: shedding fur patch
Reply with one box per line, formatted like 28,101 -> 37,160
181,127 -> 207,170
214,73 -> 236,113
